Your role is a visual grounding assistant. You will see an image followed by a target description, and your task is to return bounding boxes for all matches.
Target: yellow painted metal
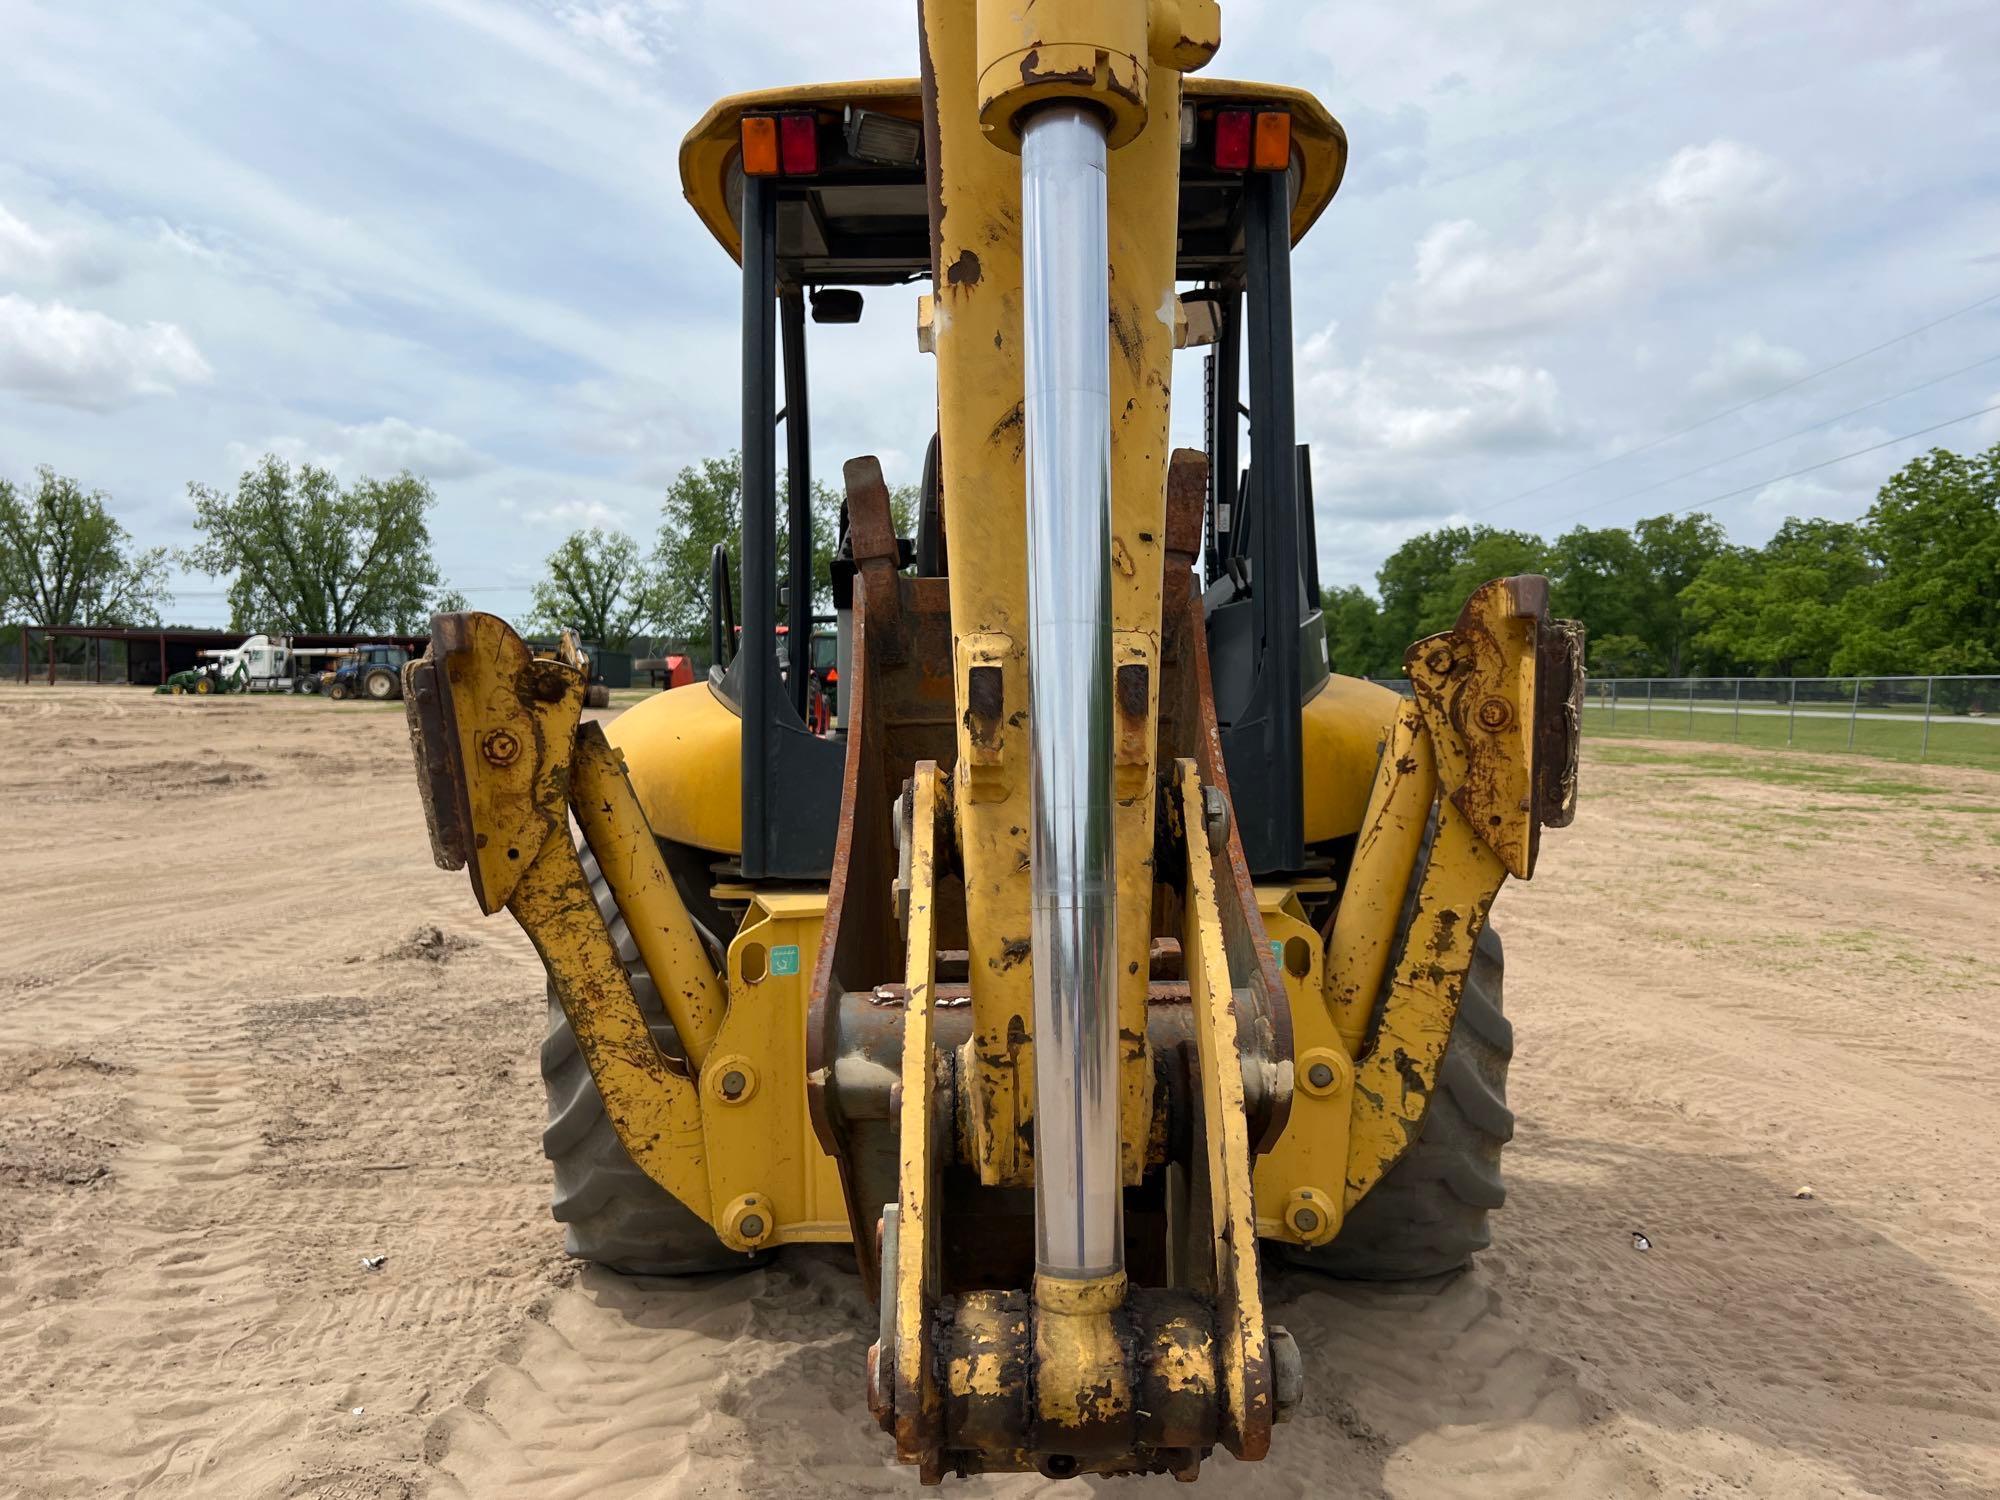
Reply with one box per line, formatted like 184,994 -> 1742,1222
923,5 -> 1029,1187
1174,758 -> 1271,1459
702,891 -> 851,1250
1150,0 -> 1222,71
569,723 -> 727,1069
892,762 -> 945,1472
1342,797 -> 1505,1209
1340,575 -> 1567,1207
508,826 -> 714,1222
678,76 -> 1345,266
1250,888 -> 1352,1246
1321,698 -> 1437,1057
922,0 -> 1188,1191
1300,673 -> 1405,844
975,0 -> 1153,151
602,680 -> 742,856
407,614 -> 716,1228
1406,575 -> 1552,880
431,612 -> 586,915
1032,1272 -> 1134,1452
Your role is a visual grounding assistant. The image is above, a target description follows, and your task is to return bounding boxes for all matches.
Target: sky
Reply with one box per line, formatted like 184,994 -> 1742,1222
2,0 -> 1998,626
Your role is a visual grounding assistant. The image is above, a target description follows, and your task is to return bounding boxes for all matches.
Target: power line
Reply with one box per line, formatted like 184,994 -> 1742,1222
1544,400 -> 2000,527
1471,287 -> 2000,516
1550,350 -> 2000,522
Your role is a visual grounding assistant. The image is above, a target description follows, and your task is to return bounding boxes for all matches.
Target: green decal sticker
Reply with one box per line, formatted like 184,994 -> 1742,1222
771,944 -> 802,977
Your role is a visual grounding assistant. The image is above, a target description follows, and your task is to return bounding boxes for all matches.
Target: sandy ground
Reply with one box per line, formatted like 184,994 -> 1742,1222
3,681 -> 1998,1499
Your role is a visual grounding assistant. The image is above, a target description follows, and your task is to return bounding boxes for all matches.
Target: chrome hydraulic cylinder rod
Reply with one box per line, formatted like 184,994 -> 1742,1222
1019,103 -> 1122,1282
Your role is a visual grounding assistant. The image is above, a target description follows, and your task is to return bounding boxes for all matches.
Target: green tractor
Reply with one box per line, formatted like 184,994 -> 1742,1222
156,660 -> 247,696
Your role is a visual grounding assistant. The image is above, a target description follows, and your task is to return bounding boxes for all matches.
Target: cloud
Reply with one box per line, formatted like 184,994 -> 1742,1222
1972,388 -> 2000,450
335,416 -> 490,479
0,204 -> 64,278
221,419 -> 490,481
219,435 -> 343,477
1297,324 -> 1569,458
551,1 -> 685,65
521,496 -> 629,529
0,294 -> 211,410
1689,332 -> 1810,402
1385,141 -> 1795,339
0,202 -> 115,286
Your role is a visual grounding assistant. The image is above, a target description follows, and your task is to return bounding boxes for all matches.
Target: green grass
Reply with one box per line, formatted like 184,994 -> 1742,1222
1587,741 -> 1962,799
1581,700 -> 2000,772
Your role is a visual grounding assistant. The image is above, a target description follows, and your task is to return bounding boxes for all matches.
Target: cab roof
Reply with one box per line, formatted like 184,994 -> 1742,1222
678,77 -> 1347,284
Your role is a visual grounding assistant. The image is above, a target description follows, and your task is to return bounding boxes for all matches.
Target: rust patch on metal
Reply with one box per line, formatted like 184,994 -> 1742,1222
1116,663 -> 1149,720
967,663 -> 1004,726
947,248 -> 982,287
1109,302 -> 1142,371
988,401 -> 1025,460
1017,48 -> 1095,90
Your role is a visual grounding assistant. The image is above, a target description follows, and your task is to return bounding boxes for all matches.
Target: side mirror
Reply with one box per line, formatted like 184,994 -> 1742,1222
811,288 -> 864,325
1178,289 -> 1224,349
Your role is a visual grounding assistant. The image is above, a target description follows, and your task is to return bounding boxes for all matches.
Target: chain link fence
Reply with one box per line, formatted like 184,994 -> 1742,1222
1582,676 -> 2000,770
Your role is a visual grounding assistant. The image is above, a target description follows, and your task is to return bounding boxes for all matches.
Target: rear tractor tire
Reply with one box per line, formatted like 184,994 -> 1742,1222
365,668 -> 398,701
1284,924 -> 1512,1281
540,848 -> 747,1274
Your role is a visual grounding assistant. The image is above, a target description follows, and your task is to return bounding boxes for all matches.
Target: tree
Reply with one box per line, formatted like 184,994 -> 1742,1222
432,587 -> 471,615
1681,519 -> 1871,676
0,467 -> 171,627
1321,584 -> 1390,678
653,453 -> 919,645
1374,524 -> 1548,653
529,529 -> 656,649
1585,632 -> 1657,677
184,455 -> 441,633
1548,525 -> 1648,647
653,455 -> 743,642
1831,443 -> 2000,678
1629,512 -> 1728,675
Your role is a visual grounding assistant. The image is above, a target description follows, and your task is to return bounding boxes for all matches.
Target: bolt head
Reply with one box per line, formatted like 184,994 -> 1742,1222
1425,647 -> 1455,674
740,1213 -> 766,1240
1476,697 -> 1512,731
721,1069 -> 748,1100
1307,1062 -> 1335,1090
1292,1206 -> 1320,1234
480,728 -> 521,766
1201,784 -> 1229,845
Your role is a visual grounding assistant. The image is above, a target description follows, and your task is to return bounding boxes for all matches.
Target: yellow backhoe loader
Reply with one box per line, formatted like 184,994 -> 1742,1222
403,2 -> 1583,1479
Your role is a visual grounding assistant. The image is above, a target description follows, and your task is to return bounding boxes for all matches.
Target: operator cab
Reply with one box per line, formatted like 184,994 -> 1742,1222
678,79 -> 1348,877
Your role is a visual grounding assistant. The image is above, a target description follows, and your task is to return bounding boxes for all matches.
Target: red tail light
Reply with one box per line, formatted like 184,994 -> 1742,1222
1214,109 -> 1251,171
779,113 -> 819,175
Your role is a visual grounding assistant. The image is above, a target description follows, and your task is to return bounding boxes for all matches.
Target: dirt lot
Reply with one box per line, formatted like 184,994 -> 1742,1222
3,682 -> 1998,1499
